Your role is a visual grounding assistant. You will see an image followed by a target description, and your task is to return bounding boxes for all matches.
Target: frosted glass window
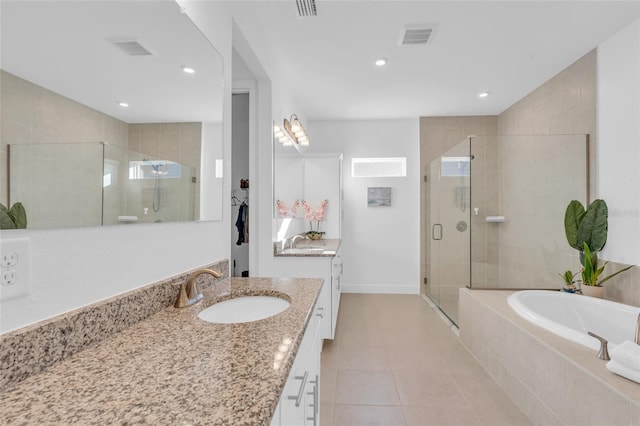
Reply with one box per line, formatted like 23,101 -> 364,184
352,157 -> 406,177
440,156 -> 470,177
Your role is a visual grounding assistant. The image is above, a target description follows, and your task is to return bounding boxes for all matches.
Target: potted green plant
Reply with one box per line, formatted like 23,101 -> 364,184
559,270 -> 578,293
0,202 -> 27,229
564,199 -> 608,265
580,243 -> 632,298
564,199 -> 632,297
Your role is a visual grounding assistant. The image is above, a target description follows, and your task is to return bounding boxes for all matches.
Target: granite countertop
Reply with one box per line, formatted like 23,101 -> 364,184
0,277 -> 323,425
274,238 -> 341,257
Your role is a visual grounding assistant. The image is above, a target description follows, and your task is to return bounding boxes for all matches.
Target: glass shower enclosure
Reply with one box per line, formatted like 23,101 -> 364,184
426,134 -> 588,325
426,138 -> 472,324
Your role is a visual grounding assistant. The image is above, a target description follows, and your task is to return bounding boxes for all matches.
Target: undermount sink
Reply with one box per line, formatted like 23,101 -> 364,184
197,296 -> 290,324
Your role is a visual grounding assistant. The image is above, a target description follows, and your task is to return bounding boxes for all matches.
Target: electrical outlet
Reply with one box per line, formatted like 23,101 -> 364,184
1,269 -> 18,286
0,238 -> 30,301
1,252 -> 18,267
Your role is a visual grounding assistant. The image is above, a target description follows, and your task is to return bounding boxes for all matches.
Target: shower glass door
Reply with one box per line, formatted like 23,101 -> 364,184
426,138 -> 471,324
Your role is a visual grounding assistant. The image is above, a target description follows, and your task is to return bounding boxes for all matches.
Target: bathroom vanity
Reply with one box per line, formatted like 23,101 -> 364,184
274,238 -> 343,340
0,276 -> 323,425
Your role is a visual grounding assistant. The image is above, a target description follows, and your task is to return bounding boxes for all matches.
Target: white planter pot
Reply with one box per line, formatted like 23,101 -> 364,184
581,285 -> 605,298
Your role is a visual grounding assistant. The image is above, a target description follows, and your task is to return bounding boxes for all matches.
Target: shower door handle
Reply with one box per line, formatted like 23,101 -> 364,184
432,224 -> 443,240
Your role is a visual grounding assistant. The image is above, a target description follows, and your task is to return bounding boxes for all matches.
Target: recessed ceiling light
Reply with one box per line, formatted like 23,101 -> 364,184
118,102 -> 129,107
478,92 -> 490,98
375,58 -> 387,67
182,66 -> 196,74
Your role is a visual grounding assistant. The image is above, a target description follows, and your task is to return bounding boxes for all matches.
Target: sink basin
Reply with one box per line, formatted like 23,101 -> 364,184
197,296 -> 290,324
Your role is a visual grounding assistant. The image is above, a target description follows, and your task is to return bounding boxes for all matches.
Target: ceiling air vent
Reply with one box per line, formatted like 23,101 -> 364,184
108,38 -> 156,56
400,27 -> 433,45
296,0 -> 317,17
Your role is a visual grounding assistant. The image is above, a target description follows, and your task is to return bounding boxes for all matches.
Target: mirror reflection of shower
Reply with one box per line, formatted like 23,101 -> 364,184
142,159 -> 169,212
129,159 -> 183,217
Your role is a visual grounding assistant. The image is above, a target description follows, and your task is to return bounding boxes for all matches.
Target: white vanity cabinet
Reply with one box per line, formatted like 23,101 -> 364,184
271,294 -> 323,426
273,243 -> 342,340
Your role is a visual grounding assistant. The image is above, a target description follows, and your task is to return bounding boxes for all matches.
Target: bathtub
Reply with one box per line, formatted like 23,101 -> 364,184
507,290 -> 640,351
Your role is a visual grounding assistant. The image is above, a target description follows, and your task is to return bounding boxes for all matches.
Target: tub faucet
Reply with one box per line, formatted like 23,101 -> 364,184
587,332 -> 611,361
175,268 -> 222,308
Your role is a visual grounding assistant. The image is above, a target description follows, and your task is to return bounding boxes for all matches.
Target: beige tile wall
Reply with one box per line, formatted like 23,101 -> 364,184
495,49 -> 639,306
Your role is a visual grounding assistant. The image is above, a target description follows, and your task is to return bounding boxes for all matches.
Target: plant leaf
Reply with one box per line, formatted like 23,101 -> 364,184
564,200 -> 585,250
598,264 -> 634,286
577,199 -> 608,252
8,202 -> 27,229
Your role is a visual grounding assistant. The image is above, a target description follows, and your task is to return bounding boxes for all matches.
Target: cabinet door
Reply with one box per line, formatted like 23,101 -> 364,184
304,321 -> 322,426
280,306 -> 321,426
318,278 -> 331,340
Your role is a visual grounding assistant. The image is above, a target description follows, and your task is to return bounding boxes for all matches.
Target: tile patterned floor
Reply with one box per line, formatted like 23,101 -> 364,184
319,294 -> 533,426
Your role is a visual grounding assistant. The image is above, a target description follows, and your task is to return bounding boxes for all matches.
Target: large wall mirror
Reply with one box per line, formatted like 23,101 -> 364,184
0,0 -> 224,228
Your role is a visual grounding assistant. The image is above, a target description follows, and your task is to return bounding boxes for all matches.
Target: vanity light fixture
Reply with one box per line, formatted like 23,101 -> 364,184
478,91 -> 490,98
273,124 -> 292,146
182,66 -> 196,74
282,114 -> 310,147
118,102 -> 129,107
375,58 -> 387,66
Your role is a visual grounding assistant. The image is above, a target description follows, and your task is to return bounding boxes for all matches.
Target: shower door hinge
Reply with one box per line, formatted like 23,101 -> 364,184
424,277 -> 428,284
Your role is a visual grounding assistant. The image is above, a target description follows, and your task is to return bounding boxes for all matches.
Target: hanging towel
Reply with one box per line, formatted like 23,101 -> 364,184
236,203 -> 247,245
606,341 -> 640,383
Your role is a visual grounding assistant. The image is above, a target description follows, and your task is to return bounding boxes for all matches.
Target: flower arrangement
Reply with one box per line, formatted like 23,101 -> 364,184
276,200 -> 299,219
301,199 -> 328,239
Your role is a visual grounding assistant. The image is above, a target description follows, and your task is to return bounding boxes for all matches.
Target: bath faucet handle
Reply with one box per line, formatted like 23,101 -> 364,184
587,332 -> 611,361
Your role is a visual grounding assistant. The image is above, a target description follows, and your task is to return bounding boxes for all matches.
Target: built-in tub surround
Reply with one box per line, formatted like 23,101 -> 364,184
0,276 -> 322,425
508,290 -> 640,351
0,260 -> 228,391
460,289 -> 640,426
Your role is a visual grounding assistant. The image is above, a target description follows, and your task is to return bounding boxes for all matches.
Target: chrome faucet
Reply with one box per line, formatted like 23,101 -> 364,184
289,234 -> 306,250
175,268 -> 222,308
635,313 -> 640,345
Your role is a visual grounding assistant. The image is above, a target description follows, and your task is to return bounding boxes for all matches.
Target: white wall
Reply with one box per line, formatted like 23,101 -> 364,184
598,19 -> 640,265
305,119 -> 420,294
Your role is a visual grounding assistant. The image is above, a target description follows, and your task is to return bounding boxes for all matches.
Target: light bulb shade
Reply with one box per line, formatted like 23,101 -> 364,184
290,114 -> 302,132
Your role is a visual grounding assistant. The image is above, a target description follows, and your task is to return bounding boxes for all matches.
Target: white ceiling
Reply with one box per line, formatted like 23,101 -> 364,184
231,1 -> 640,120
1,1 -> 224,124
